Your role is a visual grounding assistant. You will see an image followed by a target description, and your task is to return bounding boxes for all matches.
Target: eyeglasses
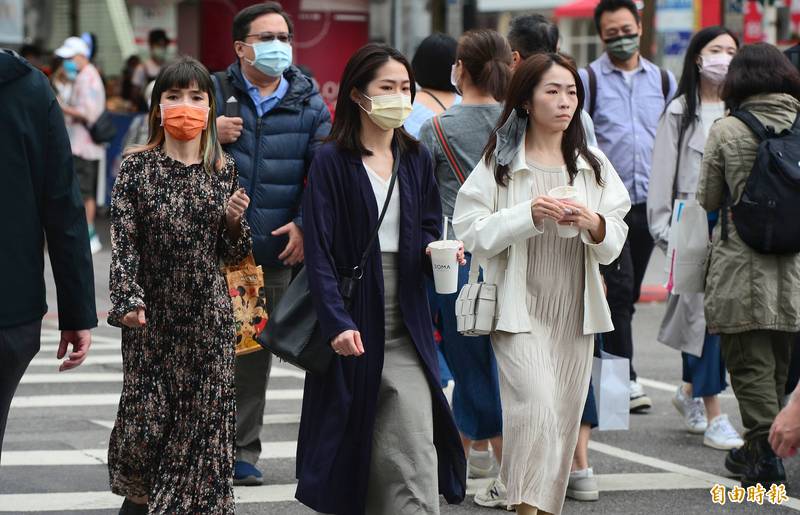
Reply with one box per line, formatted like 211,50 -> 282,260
245,32 -> 293,44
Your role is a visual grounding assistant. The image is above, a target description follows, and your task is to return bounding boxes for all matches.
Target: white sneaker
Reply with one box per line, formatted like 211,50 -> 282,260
89,234 -> 102,255
672,385 -> 707,434
468,447 -> 497,479
630,380 -> 652,412
473,476 -> 507,509
704,414 -> 745,450
566,467 -> 599,501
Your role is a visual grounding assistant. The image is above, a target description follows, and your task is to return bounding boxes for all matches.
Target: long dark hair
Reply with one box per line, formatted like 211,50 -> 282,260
328,43 -> 419,156
675,26 -> 738,133
126,57 -> 224,174
456,29 -> 512,101
722,43 -> 800,112
483,53 -> 602,186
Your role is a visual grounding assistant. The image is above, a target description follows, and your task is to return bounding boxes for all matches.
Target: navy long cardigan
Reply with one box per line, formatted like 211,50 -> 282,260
295,140 -> 467,514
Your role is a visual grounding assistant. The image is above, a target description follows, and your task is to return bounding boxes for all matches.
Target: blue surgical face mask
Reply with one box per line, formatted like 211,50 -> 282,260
244,40 -> 292,77
63,59 -> 78,80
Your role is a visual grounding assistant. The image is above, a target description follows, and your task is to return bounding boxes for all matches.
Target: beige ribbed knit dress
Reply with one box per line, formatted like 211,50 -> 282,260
491,161 -> 594,515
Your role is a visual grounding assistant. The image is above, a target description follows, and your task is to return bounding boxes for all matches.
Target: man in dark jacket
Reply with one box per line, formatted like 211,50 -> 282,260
0,49 -> 97,456
213,2 -> 331,485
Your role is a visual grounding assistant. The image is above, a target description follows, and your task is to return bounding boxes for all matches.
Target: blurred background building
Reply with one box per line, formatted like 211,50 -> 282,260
3,0 -> 800,106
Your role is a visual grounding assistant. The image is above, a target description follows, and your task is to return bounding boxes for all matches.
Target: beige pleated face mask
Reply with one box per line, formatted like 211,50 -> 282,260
360,92 -> 413,130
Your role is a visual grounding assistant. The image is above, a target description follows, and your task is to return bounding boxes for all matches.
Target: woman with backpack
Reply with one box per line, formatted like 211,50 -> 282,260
698,42 -> 800,489
647,26 -> 743,451
417,28 -> 511,508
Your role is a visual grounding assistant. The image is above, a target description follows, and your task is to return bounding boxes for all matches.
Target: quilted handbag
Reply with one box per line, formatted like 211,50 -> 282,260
455,257 -> 496,336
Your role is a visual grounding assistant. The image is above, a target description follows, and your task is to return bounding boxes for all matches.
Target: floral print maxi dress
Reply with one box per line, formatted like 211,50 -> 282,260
107,147 -> 251,513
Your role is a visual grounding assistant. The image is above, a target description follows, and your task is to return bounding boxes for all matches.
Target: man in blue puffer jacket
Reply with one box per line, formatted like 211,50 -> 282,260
213,2 -> 331,486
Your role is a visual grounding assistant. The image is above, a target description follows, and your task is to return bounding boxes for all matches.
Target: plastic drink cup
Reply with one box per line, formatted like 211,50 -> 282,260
548,185 -> 580,238
427,240 -> 460,294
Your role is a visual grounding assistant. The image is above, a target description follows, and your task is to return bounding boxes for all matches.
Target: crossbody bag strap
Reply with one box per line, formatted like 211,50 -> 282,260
339,151 -> 400,301
419,89 -> 447,110
349,148 -> 401,278
432,114 -> 467,184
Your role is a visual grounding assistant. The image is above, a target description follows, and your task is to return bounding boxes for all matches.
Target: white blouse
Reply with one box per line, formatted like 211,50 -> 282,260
363,161 -> 400,253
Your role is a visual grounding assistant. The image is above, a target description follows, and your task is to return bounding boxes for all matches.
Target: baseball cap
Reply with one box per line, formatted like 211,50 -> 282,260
55,37 -> 90,58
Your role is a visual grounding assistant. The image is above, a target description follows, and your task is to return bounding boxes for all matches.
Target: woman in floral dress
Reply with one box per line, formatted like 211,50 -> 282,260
107,57 -> 251,514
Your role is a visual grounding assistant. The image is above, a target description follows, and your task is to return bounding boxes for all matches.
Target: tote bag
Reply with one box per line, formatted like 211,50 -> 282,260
591,350 -> 630,431
223,254 -> 268,356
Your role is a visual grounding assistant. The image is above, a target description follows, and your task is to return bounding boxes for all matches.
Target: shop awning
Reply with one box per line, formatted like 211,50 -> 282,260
476,0 -> 563,12
553,0 -> 599,19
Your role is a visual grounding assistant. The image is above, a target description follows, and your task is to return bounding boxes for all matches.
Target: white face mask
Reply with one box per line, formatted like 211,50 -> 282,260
359,92 -> 413,130
699,53 -> 733,85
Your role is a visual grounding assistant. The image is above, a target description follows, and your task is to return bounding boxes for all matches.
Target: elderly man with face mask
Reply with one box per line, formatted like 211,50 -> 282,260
578,0 -> 677,415
211,1 -> 331,487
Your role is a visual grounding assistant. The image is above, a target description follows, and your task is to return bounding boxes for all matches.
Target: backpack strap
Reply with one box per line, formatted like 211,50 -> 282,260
213,70 -> 236,106
660,68 -> 670,101
586,66 -> 597,119
732,110 -> 771,142
431,114 -> 466,185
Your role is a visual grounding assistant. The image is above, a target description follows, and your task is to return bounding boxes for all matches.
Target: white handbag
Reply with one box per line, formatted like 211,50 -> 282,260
455,256 -> 497,336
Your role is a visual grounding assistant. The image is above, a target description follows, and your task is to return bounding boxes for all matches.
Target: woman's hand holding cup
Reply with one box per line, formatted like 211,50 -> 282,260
530,195 -> 566,228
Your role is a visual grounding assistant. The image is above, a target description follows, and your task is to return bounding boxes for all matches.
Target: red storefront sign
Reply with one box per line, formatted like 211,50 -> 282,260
743,0 -> 764,43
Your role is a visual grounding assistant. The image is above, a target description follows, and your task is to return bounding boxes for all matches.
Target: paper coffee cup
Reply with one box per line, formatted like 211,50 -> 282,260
428,240 -> 460,294
548,185 -> 580,238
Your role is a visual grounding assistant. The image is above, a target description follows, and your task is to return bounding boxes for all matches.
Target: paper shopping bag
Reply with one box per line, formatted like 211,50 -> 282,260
591,350 -> 630,431
223,254 -> 268,356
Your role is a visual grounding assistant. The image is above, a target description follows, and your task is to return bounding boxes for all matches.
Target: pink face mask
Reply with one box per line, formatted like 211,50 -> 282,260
699,53 -> 733,85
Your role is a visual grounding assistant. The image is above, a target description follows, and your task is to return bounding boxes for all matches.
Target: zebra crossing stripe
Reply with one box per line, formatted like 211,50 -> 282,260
19,366 -> 304,384
0,441 -> 297,466
11,389 -> 304,408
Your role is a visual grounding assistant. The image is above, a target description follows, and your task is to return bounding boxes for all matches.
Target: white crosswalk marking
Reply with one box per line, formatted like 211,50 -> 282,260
9,332 -> 800,512
11,389 -> 304,408
1,441 -> 298,466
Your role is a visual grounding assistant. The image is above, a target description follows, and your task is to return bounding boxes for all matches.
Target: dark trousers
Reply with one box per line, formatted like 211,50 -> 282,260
785,334 -> 800,395
720,331 -> 795,441
0,320 -> 42,459
600,203 -> 654,381
235,267 -> 292,465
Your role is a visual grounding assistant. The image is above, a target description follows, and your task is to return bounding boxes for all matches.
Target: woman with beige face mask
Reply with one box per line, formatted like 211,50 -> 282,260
295,43 -> 468,515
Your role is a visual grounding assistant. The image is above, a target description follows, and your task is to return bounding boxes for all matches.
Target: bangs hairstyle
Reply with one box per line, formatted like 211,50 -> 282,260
126,56 -> 224,174
328,43 -> 419,156
483,53 -> 602,186
722,43 -> 800,112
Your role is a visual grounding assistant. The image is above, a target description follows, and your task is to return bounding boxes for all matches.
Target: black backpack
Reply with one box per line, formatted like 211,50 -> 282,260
723,110 -> 800,254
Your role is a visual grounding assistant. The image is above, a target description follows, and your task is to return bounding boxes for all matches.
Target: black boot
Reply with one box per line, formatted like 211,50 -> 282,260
119,498 -> 148,515
725,440 -> 752,477
741,436 -> 786,488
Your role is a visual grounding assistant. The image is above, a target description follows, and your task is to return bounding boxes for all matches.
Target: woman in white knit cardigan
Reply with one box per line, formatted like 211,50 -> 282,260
452,53 -> 630,515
